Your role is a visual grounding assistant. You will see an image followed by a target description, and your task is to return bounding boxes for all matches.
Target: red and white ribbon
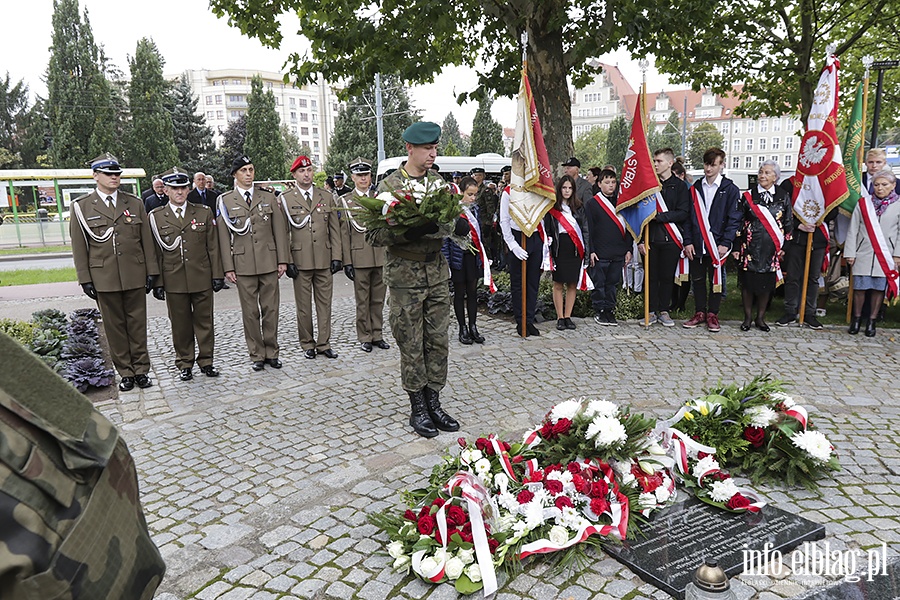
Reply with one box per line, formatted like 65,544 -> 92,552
857,194 -> 900,299
463,207 -> 496,293
691,187 -> 726,292
743,191 -> 785,285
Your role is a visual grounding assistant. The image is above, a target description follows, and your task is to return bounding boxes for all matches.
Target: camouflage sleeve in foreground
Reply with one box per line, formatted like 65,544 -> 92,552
0,331 -> 165,600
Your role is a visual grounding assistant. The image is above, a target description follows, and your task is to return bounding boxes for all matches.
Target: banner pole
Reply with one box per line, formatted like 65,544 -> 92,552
521,230 -> 527,338
643,226 -> 650,326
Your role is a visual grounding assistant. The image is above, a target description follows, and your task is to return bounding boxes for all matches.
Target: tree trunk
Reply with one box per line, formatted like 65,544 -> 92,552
526,22 -> 573,176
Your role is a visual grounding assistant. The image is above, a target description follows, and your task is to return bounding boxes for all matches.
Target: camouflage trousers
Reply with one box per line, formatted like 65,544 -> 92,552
388,281 -> 451,393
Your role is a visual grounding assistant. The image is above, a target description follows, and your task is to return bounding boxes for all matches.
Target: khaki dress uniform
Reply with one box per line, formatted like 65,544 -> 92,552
217,186 -> 290,362
339,190 -> 387,344
367,169 -> 453,393
150,202 -> 224,370
282,186 -> 343,352
70,190 -> 158,378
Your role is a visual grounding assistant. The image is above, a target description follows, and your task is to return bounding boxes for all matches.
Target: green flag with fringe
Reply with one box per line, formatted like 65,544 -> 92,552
840,82 -> 864,216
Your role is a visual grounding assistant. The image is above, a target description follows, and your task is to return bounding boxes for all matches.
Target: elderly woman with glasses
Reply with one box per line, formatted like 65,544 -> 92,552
844,169 -> 900,337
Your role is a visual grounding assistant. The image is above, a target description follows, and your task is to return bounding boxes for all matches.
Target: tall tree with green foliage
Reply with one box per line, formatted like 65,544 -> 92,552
168,73 -> 215,175
687,123 -> 725,168
209,0 -> 721,170
244,75 -> 287,180
440,113 -> 467,155
469,97 -> 504,155
126,38 -> 178,183
573,126 -> 608,169
324,75 -> 417,175
47,0 -> 113,167
605,116 -> 630,172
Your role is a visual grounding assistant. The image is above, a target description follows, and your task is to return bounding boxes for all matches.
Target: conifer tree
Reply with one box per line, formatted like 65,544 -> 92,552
244,75 -> 287,180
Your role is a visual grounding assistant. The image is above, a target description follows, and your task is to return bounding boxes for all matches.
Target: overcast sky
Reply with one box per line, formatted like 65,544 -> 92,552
3,0 -> 672,133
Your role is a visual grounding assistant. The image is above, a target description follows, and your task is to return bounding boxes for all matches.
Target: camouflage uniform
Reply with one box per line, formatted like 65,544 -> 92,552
367,168 -> 454,393
0,331 -> 164,599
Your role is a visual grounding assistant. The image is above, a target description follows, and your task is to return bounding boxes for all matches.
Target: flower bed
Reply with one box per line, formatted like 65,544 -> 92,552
370,377 -> 838,595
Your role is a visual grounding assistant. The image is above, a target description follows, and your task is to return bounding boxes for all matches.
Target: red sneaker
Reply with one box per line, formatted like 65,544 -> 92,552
683,311 -> 706,328
706,313 -> 721,332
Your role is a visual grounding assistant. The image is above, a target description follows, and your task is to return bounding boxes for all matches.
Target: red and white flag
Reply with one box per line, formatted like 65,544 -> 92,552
508,67 -> 555,236
792,54 -> 849,226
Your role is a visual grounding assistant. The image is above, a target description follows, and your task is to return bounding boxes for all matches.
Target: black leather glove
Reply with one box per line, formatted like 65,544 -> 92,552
454,218 -> 470,236
286,264 -> 299,279
404,221 -> 440,240
212,278 -> 225,292
344,264 -> 355,281
145,276 -> 155,294
152,287 -> 166,301
330,260 -> 343,275
81,282 -> 97,300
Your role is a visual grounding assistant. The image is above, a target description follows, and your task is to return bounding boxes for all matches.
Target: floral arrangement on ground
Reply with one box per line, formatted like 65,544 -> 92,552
369,376 -> 839,595
351,176 -> 462,235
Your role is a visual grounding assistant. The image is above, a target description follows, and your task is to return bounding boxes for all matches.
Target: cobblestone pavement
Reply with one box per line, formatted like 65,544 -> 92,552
16,289 -> 900,599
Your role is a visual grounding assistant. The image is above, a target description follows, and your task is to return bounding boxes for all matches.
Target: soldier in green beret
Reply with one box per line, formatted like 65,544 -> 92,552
366,122 -> 467,438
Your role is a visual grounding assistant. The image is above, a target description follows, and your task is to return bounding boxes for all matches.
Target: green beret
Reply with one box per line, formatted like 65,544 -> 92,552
403,121 -> 441,145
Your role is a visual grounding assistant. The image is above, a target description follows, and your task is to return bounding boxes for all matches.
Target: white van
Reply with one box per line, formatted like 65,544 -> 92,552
376,153 -> 511,183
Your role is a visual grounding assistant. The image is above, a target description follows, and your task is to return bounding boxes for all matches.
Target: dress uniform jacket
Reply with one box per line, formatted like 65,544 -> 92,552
71,190 -> 159,292
340,190 -> 386,344
150,203 -> 224,292
367,168 -> 454,392
217,187 -> 290,275
282,186 -> 342,269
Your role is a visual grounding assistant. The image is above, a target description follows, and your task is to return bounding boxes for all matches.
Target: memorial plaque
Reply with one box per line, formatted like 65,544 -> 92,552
602,496 -> 826,599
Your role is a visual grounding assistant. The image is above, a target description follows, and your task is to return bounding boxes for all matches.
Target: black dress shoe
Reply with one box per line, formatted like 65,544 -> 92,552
317,349 -> 338,359
252,360 -> 266,371
179,368 -> 193,381
265,358 -> 282,369
527,323 -> 540,336
200,365 -> 219,377
118,376 -> 135,391
360,342 -> 373,352
373,340 -> 390,349
865,319 -> 876,337
135,374 -> 152,388
304,349 -> 316,359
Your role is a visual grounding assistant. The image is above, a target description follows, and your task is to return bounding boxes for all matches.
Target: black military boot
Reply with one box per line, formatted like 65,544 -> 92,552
424,387 -> 460,432
408,389 -> 438,438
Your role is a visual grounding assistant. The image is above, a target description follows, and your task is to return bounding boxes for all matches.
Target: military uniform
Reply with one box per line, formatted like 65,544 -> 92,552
70,154 -> 158,388
217,179 -> 290,364
150,170 -> 224,377
339,188 -> 387,345
283,184 -> 342,352
0,330 -> 165,599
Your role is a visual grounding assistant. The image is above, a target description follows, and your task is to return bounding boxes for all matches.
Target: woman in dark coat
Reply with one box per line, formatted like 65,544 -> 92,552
542,175 -> 591,331
441,177 -> 486,344
734,161 -> 793,331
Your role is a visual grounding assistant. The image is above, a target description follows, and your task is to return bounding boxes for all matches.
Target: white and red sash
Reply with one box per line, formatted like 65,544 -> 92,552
690,187 -> 726,292
743,191 -> 785,285
594,193 -> 626,239
547,208 -> 594,291
857,196 -> 900,298
461,207 -> 496,293
655,194 -> 689,283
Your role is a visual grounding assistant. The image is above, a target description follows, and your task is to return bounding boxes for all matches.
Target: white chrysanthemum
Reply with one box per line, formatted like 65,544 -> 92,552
790,430 -> 833,462
457,548 -> 475,566
584,400 -> 618,419
745,406 -> 777,428
769,391 -> 795,408
549,399 -> 582,423
444,556 -> 464,580
416,556 -> 438,577
465,563 -> 482,583
638,492 -> 658,509
709,478 -> 740,502
586,415 -> 628,448
387,541 -> 404,559
692,455 -> 721,480
548,525 -> 570,546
